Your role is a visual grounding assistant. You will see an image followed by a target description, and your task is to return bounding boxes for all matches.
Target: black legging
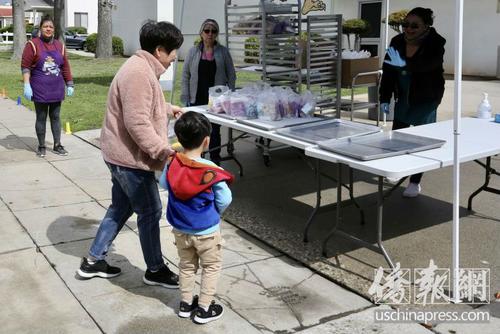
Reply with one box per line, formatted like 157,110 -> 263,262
392,119 -> 422,184
34,102 -> 62,148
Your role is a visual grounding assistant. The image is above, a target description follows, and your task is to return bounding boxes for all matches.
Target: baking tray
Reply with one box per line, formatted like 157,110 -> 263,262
237,116 -> 327,131
317,131 -> 446,160
275,119 -> 381,143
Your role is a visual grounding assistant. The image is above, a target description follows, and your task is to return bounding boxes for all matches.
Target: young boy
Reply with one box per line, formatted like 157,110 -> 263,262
159,111 -> 233,324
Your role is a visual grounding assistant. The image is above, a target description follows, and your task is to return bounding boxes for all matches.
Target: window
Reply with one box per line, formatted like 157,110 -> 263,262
74,12 -> 88,28
359,1 -> 382,39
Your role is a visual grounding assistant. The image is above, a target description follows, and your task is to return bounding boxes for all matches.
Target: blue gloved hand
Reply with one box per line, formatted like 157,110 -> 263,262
23,83 -> 33,101
384,47 -> 406,67
380,102 -> 390,114
67,86 -> 74,97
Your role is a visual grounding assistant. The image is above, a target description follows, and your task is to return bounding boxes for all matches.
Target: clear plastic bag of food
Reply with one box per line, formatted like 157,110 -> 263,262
299,90 -> 316,117
208,85 -> 229,112
257,90 -> 281,121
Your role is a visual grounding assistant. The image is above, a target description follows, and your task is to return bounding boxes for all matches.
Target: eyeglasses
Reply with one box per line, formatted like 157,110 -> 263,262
402,21 -> 421,29
203,29 -> 218,34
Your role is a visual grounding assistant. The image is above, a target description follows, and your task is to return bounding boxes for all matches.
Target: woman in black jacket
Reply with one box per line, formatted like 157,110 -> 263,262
379,7 -> 446,197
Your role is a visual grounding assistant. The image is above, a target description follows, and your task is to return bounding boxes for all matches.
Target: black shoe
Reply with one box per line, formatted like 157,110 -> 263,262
37,146 -> 46,157
179,295 -> 199,318
143,265 -> 179,289
77,257 -> 121,279
53,144 -> 68,156
193,301 -> 224,324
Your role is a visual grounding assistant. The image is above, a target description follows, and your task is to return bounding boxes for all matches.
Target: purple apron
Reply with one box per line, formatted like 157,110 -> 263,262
30,38 -> 65,103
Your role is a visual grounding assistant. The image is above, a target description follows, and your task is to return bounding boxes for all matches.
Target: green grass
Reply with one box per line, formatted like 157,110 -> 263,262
0,51 -> 126,131
0,51 -> 366,131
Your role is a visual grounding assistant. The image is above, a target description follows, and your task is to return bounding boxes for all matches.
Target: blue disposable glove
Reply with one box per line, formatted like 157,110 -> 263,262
23,83 -> 33,101
380,102 -> 390,114
384,47 -> 406,67
67,86 -> 74,97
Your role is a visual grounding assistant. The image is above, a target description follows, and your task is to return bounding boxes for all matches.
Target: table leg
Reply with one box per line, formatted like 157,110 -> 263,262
467,157 -> 500,210
349,168 -> 365,225
303,159 -> 321,242
377,176 -> 395,268
322,163 -> 343,256
219,127 -> 244,176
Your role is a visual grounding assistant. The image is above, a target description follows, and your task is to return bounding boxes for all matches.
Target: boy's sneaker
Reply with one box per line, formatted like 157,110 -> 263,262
143,265 -> 179,289
403,182 -> 421,198
193,301 -> 224,324
53,144 -> 68,156
179,295 -> 199,318
37,146 -> 46,157
77,257 -> 121,279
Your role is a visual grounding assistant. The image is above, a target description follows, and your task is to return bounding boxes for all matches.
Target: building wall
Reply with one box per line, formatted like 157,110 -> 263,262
112,0 -> 158,56
174,0 -> 335,59
334,0 -> 500,77
66,0 -> 98,33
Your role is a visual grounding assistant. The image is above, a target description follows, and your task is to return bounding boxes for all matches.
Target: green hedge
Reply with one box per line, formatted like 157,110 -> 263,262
67,26 -> 87,34
85,33 -> 123,55
0,23 -> 34,33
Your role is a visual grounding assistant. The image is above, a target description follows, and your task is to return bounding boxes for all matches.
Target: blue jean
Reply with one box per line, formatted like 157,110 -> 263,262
89,162 -> 164,271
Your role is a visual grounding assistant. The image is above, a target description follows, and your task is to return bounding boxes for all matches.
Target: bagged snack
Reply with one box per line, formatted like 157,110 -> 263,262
299,90 -> 316,117
208,85 -> 229,112
229,93 -> 249,119
257,90 -> 281,121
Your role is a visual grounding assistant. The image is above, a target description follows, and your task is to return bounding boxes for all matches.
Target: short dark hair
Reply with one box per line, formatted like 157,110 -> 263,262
39,15 -> 54,29
174,111 -> 212,150
407,7 -> 434,26
139,21 -> 184,54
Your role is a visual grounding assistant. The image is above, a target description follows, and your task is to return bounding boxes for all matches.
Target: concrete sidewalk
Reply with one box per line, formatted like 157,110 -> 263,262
0,97 -> 437,333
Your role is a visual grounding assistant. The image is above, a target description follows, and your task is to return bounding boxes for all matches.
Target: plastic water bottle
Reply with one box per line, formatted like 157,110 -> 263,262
476,92 -> 492,119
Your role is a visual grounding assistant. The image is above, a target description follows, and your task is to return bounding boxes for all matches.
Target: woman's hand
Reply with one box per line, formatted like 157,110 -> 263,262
67,86 -> 74,97
23,83 -> 33,101
170,104 -> 184,119
384,47 -> 406,67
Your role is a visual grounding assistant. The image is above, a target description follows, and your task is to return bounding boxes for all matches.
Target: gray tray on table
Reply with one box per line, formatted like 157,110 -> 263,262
275,119 -> 381,143
317,131 -> 446,161
237,116 -> 327,131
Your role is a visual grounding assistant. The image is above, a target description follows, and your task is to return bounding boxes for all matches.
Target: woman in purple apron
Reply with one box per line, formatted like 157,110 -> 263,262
21,15 -> 74,157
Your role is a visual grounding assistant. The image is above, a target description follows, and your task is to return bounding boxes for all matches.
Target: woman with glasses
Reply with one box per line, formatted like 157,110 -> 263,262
379,7 -> 446,197
181,19 -> 236,165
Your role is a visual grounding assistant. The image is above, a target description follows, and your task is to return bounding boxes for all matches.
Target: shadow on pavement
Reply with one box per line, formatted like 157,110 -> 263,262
46,215 -> 177,310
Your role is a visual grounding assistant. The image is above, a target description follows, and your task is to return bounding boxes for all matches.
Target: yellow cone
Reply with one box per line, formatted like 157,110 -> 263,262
1,88 -> 5,99
65,122 -> 72,134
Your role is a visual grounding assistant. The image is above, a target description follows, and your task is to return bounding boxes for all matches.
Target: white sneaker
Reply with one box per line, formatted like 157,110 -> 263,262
385,177 -> 401,184
403,182 -> 421,198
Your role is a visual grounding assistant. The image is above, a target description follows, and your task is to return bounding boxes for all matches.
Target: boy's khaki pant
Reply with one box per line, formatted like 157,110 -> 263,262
173,230 -> 223,308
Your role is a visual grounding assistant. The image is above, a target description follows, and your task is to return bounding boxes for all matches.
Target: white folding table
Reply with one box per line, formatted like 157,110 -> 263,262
305,117 -> 500,267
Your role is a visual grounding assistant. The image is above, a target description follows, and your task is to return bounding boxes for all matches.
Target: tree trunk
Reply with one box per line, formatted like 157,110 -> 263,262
53,0 -> 65,41
96,0 -> 113,58
11,0 -> 26,60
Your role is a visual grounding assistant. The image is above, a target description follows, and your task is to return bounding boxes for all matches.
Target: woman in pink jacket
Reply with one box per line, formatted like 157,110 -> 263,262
78,21 -> 184,289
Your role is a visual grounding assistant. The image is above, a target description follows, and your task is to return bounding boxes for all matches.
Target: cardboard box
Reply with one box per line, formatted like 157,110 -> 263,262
341,57 -> 380,87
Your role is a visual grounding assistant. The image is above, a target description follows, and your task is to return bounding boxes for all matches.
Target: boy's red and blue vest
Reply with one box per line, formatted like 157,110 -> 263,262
166,153 -> 234,231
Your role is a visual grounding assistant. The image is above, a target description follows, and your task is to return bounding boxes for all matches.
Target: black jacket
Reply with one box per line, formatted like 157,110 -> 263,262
379,27 -> 446,105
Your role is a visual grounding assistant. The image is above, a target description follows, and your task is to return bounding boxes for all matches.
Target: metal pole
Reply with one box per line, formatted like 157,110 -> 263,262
452,0 -> 463,304
170,0 -> 185,104
384,0 -> 390,49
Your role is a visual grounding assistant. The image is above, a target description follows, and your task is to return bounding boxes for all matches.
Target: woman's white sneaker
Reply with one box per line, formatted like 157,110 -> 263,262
403,182 -> 421,198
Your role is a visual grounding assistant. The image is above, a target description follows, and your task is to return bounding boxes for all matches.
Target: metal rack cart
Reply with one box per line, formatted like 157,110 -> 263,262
303,14 -> 342,117
224,0 -> 302,90
340,70 -> 383,126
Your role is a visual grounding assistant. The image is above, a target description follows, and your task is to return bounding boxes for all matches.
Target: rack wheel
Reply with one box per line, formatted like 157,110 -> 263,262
263,154 -> 271,167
